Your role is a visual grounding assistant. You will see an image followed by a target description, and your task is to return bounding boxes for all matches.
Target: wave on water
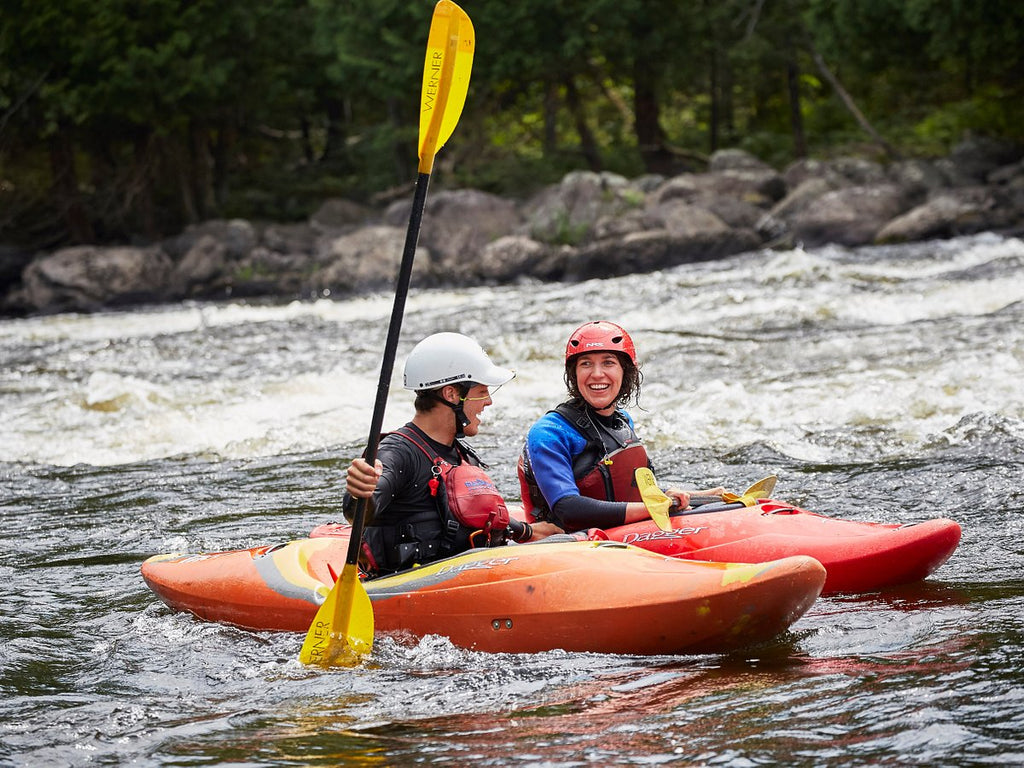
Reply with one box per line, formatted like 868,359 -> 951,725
0,234 -> 1021,468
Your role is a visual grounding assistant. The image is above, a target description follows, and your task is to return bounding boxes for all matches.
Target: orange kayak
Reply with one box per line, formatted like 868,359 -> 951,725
596,501 -> 961,594
141,537 -> 826,655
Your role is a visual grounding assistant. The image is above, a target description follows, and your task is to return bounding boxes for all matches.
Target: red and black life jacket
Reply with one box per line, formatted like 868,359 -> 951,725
390,426 -> 510,545
518,401 -> 649,521
360,426 -> 510,575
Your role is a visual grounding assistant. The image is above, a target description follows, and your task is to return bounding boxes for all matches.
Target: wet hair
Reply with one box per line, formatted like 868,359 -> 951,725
564,351 -> 643,409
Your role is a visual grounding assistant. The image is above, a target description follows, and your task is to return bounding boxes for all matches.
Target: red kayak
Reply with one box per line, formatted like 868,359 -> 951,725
586,500 -> 960,594
142,537 -> 826,655
312,499 -> 960,595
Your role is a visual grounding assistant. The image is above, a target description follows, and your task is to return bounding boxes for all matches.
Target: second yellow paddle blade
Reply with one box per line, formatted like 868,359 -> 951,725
722,475 -> 778,506
635,467 -> 673,532
418,0 -> 474,170
299,565 -> 374,667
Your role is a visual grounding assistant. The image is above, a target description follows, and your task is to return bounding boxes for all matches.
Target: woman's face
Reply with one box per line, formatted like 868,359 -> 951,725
574,352 -> 622,414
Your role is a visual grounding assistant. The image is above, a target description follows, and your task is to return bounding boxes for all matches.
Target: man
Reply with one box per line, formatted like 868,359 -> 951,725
345,332 -> 559,575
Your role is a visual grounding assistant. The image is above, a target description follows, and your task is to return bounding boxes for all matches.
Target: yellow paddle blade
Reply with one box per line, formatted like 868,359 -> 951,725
418,0 -> 474,173
722,475 -> 778,507
635,467 -> 673,532
745,474 -> 778,498
299,564 -> 374,667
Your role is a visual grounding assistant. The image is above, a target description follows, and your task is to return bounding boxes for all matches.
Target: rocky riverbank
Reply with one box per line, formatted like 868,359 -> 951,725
3,138 -> 1023,316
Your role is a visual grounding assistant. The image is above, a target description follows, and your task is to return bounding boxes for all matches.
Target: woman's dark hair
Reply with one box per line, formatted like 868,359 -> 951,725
564,352 -> 643,409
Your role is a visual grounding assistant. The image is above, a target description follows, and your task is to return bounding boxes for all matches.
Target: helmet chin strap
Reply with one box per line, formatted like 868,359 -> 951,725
450,402 -> 470,439
435,386 -> 470,439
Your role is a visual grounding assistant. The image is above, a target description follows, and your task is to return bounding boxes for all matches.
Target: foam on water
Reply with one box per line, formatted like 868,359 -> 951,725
1,234 -> 1021,467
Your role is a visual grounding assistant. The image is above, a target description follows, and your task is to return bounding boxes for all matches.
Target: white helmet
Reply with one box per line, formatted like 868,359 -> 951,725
403,332 -> 515,391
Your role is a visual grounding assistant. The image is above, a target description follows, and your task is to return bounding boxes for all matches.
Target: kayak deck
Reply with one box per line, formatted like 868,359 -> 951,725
142,538 -> 826,655
599,501 -> 961,594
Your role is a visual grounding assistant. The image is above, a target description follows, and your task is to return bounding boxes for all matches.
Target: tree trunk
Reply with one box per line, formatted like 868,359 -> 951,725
564,77 -> 602,171
132,132 -> 157,240
190,121 -> 215,218
167,136 -> 199,225
709,47 -> 720,153
543,78 -> 559,157
48,125 -> 94,243
633,57 -> 673,174
809,47 -> 900,159
320,96 -> 345,163
786,55 -> 807,158
212,125 -> 234,208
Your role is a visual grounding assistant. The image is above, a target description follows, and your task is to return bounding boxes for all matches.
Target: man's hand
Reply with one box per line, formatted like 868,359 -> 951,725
346,457 -> 383,498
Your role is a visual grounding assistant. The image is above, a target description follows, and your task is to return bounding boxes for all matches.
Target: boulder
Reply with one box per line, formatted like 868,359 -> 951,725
309,198 -> 376,231
316,225 -> 433,293
786,184 -> 919,248
394,189 -> 522,274
520,171 -> 644,245
162,219 -> 257,261
563,228 -> 762,281
19,245 -> 172,313
876,187 -> 1017,243
476,235 -> 551,283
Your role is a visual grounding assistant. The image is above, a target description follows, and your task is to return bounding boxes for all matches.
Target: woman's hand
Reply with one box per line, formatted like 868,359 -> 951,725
693,486 -> 726,498
666,486 -> 726,509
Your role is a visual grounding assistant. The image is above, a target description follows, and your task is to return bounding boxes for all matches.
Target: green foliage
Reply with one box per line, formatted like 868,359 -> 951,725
1,0 -> 1021,249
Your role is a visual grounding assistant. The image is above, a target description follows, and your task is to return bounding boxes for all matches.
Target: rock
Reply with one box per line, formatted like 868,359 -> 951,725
875,187 -> 1017,243
786,184 -> 919,248
163,219 -> 257,261
646,198 -> 730,236
309,198 -> 376,231
316,225 -> 433,293
708,148 -> 775,173
563,228 -> 762,281
989,159 -> 1024,188
6,140 -> 1024,316
476,235 -> 551,283
827,156 -> 888,186
520,171 -> 644,245
783,158 -> 844,189
394,189 -> 522,274
887,159 -> 948,193
19,245 -> 172,313
947,136 -> 1022,183
170,235 -> 227,297
770,177 -> 842,220
262,222 -> 319,254
654,168 -> 786,208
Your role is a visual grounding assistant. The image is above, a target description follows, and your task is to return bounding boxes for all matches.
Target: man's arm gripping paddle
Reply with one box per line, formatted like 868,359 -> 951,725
299,0 -> 475,668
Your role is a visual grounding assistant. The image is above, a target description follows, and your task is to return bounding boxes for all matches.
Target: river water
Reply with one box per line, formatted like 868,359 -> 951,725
2,233 -> 1023,766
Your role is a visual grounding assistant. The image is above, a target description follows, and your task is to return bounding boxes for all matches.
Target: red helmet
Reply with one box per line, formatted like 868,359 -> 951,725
564,321 -> 637,364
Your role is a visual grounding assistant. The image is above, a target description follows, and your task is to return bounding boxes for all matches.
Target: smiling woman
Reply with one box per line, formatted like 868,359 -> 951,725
518,320 -> 723,534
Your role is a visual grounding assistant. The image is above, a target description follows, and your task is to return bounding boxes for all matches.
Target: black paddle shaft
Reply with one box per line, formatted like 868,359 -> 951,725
345,171 -> 432,568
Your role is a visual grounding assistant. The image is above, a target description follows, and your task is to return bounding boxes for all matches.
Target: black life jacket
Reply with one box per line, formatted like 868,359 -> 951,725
518,401 -> 650,521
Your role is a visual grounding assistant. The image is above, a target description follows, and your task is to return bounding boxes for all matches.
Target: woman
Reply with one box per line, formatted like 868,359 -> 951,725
518,320 -> 723,532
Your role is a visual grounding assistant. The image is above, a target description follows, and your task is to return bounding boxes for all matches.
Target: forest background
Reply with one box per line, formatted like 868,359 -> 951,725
1,0 -> 1022,252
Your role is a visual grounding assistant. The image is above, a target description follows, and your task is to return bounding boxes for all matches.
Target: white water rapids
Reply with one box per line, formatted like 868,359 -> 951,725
3,233 -> 1024,766
2,233 -> 1022,471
